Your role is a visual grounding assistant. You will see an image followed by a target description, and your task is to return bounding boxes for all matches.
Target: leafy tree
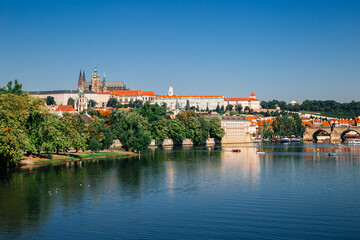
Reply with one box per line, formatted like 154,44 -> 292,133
62,114 -> 89,152
67,97 -> 75,106
88,99 -> 97,108
113,111 -> 151,152
216,105 -> 220,113
235,104 -> 243,113
0,80 -> 23,95
187,116 -> 209,145
0,93 -> 43,165
88,118 -> 114,150
0,123 -> 25,167
46,96 -> 56,106
150,119 -> 169,143
167,118 -> 186,143
209,117 -> 225,140
226,104 -> 234,111
185,100 -> 190,110
138,102 -> 167,123
107,98 -> 118,108
88,137 -> 102,152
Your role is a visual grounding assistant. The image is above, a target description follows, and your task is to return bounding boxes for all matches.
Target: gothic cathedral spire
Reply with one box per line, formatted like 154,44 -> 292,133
78,69 -> 84,90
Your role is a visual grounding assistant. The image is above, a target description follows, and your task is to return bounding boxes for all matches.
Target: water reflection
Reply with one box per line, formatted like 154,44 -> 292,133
1,144 -> 360,239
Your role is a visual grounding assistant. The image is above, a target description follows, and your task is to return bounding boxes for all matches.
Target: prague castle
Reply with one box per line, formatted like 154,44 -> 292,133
29,66 -> 261,113
78,66 -> 126,92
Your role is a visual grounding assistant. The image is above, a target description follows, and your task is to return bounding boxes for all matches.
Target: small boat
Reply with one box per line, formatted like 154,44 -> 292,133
281,137 -> 290,143
327,153 -> 337,157
256,151 -> 265,155
345,139 -> 360,144
290,138 -> 301,143
270,138 -> 280,143
232,149 -> 241,153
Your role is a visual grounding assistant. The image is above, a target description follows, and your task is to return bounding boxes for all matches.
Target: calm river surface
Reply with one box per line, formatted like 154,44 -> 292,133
1,144 -> 360,239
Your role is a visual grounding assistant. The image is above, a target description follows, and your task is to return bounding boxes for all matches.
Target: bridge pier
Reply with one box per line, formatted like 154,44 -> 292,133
330,133 -> 342,144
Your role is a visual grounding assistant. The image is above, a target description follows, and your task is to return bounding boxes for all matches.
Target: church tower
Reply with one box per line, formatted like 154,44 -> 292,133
78,70 -> 84,90
168,86 -> 174,96
91,65 -> 101,92
101,72 -> 107,92
77,69 -> 86,90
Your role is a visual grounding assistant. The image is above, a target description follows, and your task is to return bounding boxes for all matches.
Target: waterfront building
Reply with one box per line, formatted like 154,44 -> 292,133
221,116 -> 251,144
224,92 -> 261,111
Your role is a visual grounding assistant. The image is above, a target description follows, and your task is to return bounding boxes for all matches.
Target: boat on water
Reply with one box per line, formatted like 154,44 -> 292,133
232,149 -> 241,153
269,138 -> 280,143
290,138 -> 301,143
345,139 -> 360,144
256,151 -> 265,155
281,137 -> 290,143
327,153 -> 337,157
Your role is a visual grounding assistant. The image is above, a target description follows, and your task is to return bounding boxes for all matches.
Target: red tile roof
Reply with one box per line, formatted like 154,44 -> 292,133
110,90 -> 156,96
111,90 -> 143,96
55,105 -> 75,112
224,98 -> 258,101
142,91 -> 155,96
250,92 -> 256,97
156,95 -> 224,99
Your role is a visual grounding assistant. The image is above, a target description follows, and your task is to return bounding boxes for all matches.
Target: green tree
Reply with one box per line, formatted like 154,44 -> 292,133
88,137 -> 102,152
0,80 -> 23,95
88,118 -> 114,150
88,99 -> 97,108
138,102 -> 167,123
209,117 -> 225,140
226,104 -> 234,111
67,97 -> 75,106
0,123 -> 24,167
167,118 -> 186,143
236,104 -> 243,113
113,111 -> 151,152
62,114 -> 89,152
150,119 -> 169,143
46,96 -> 56,106
185,100 -> 190,110
107,98 -> 118,108
0,93 -> 43,165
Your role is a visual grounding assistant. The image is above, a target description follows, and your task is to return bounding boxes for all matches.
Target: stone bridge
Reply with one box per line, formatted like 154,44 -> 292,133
303,126 -> 360,143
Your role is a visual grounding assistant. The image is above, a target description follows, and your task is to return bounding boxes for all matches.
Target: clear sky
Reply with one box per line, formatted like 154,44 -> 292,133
1,0 -> 359,102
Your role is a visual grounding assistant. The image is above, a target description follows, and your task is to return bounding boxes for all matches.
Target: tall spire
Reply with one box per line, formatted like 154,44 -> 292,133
83,70 -> 86,81
79,69 -> 82,78
92,65 -> 99,77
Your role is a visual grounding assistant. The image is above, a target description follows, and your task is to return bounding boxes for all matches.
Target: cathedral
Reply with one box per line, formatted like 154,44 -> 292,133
78,66 -> 126,92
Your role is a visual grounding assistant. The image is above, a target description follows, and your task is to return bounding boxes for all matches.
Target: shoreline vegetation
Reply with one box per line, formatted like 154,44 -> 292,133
20,150 -> 138,166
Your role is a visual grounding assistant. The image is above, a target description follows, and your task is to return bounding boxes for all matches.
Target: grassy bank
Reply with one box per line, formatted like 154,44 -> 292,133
21,150 -> 137,165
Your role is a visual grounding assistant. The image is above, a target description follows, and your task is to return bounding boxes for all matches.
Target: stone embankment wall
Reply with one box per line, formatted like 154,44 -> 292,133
149,138 -> 220,147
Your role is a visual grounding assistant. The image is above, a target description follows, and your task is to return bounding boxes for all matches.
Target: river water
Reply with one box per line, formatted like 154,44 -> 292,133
1,144 -> 360,239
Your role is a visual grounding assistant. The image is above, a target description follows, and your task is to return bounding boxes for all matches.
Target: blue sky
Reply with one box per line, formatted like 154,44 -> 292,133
1,0 -> 359,102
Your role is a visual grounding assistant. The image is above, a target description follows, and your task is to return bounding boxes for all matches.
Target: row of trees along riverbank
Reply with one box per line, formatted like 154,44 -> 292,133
0,81 -> 225,168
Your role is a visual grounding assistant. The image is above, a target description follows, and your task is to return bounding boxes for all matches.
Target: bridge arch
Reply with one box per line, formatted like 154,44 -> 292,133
312,129 -> 331,143
340,129 -> 360,142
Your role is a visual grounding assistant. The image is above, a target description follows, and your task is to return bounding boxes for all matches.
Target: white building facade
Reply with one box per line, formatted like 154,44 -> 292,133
221,116 -> 251,144
155,95 -> 225,110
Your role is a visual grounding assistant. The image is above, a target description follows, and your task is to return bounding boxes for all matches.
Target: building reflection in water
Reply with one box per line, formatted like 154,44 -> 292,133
221,144 -> 260,188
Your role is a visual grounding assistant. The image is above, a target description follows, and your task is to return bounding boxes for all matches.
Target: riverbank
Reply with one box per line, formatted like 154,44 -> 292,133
20,150 -> 138,166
